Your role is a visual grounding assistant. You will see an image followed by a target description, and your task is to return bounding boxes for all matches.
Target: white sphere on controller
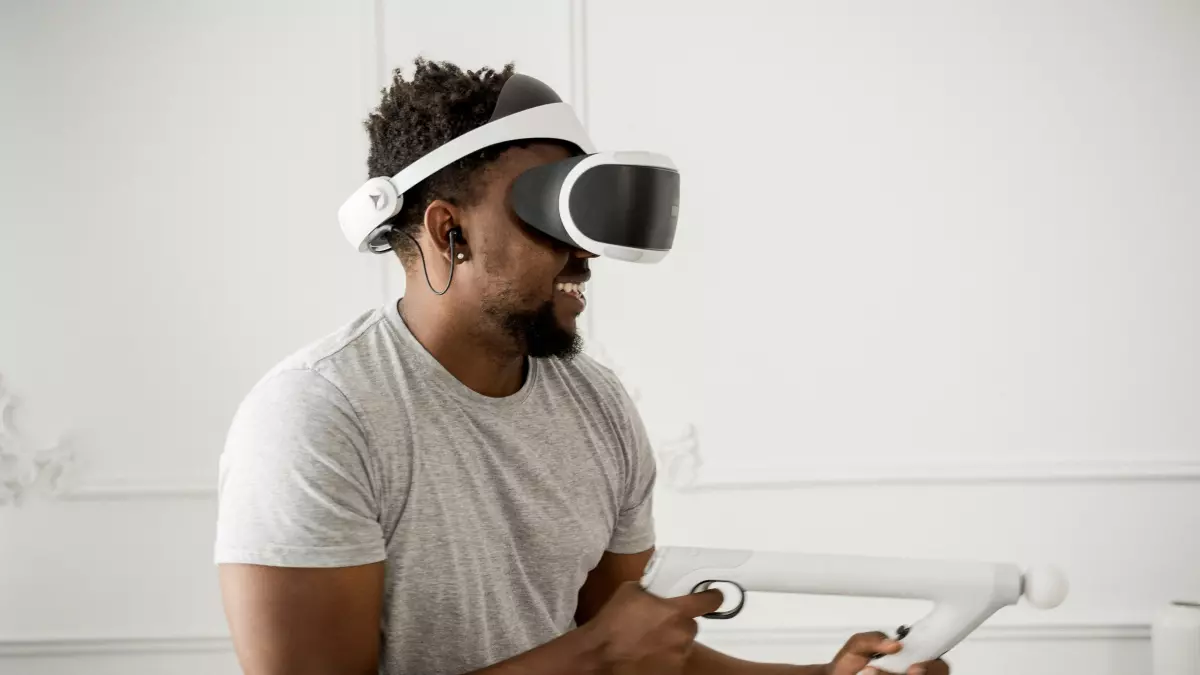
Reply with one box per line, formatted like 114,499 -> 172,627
1022,565 -> 1069,609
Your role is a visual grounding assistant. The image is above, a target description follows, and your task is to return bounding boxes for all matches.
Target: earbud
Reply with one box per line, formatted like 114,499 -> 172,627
405,224 -> 464,296
449,227 -> 466,262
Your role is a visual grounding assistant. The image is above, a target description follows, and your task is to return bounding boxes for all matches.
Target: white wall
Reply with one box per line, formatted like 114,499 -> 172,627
0,0 -> 382,671
584,0 -> 1200,672
1,1 -> 1197,674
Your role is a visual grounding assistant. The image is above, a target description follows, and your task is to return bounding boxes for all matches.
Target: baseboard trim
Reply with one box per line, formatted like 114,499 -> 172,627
0,623 -> 1148,657
648,425 -> 1200,491
679,459 -> 1200,491
0,635 -> 231,657
50,457 -> 1200,501
58,484 -> 215,501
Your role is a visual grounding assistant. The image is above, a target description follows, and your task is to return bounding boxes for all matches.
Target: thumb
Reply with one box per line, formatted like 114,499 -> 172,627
663,588 -> 725,618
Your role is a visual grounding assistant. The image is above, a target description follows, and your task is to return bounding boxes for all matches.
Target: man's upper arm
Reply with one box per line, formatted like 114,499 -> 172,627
215,368 -> 387,674
220,562 -> 385,675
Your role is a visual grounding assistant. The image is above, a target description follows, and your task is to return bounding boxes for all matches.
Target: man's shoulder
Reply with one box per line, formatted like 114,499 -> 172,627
268,306 -> 391,375
238,306 -> 394,411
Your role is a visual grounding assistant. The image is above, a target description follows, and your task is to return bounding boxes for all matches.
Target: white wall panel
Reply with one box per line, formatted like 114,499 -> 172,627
581,1 -> 1200,673
584,0 -> 1200,475
0,0 -> 381,671
0,0 -> 382,489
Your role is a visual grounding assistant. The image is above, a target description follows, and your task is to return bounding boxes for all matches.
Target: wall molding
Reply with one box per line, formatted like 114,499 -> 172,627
58,483 -> 216,501
0,635 -> 231,657
645,418 -> 1200,491
569,0 -> 599,343
0,376 -> 217,503
568,0 -> 589,131
662,431 -> 1200,491
50,456 -> 1200,501
0,375 -> 74,506
0,621 -> 1148,657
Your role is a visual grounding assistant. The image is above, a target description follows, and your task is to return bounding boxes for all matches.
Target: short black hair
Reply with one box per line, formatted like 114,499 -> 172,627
365,57 -> 526,261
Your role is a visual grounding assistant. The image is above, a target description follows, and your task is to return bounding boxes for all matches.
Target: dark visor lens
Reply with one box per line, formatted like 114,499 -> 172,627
567,165 -> 679,251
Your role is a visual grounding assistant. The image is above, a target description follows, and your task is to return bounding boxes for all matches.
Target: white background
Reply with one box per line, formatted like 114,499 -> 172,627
1,1 -> 1197,674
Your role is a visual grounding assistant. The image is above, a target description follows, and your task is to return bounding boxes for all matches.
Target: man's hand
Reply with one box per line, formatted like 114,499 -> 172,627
582,580 -> 724,674
823,631 -> 950,675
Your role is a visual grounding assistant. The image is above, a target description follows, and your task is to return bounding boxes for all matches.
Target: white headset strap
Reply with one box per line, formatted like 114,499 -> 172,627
392,102 -> 594,196
338,102 -> 595,252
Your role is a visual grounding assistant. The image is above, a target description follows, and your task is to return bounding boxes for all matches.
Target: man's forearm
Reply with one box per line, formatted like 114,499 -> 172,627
686,642 -> 827,675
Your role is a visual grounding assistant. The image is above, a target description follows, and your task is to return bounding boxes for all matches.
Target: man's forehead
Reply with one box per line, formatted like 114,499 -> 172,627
486,143 -> 573,191
503,142 -> 572,171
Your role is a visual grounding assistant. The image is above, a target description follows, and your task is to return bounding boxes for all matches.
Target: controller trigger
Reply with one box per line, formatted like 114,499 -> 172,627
869,625 -> 911,660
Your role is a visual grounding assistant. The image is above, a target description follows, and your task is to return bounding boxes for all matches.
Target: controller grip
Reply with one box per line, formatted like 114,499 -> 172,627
869,600 -> 984,672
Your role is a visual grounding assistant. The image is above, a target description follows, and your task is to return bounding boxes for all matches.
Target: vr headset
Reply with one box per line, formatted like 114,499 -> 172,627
338,73 -> 680,264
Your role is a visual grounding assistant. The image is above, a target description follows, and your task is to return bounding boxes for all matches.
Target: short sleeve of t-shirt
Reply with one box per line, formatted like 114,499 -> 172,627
606,382 -> 658,554
214,368 -> 386,568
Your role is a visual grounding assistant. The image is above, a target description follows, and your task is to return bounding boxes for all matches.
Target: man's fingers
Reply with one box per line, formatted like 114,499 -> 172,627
664,588 -> 725,617
843,631 -> 902,657
828,631 -> 902,674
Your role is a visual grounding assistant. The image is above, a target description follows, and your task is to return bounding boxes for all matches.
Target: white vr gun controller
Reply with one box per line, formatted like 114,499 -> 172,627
640,546 -> 1068,673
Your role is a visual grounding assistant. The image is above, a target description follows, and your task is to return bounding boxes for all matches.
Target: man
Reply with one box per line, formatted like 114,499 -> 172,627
214,58 -> 949,675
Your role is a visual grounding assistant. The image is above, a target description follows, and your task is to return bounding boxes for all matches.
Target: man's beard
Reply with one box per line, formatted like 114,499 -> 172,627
486,298 -> 583,360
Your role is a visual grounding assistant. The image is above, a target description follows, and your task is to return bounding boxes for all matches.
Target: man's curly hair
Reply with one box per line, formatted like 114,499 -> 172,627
364,57 -> 533,262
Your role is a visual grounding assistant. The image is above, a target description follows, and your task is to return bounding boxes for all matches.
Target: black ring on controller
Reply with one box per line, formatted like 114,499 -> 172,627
691,580 -> 746,619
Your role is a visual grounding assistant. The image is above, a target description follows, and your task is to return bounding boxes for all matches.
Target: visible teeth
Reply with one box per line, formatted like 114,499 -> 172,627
556,282 -> 565,291
556,282 -> 586,294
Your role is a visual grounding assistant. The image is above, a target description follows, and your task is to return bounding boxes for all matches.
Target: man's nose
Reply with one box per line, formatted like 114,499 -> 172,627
572,248 -> 597,259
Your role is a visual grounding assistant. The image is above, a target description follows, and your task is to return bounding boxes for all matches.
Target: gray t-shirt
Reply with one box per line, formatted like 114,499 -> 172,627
214,299 -> 657,674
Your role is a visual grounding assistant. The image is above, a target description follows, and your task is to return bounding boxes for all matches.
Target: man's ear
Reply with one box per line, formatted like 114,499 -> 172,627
422,199 -> 467,261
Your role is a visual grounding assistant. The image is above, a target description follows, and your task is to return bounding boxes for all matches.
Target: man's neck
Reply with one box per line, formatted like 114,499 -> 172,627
397,296 -> 528,398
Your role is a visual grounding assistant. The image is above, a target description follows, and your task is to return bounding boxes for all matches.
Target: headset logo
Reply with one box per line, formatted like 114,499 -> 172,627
369,192 -> 385,210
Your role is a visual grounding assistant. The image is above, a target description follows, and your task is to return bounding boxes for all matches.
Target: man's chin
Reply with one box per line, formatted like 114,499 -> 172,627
555,314 -> 579,336
505,300 -> 584,360
552,293 -> 585,325
527,325 -> 583,360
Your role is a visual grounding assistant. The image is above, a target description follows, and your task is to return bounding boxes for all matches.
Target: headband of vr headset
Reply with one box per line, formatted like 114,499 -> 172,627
338,73 -> 680,264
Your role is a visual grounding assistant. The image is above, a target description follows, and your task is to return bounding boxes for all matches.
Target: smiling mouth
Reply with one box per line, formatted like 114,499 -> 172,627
555,281 -> 586,307
555,281 -> 585,297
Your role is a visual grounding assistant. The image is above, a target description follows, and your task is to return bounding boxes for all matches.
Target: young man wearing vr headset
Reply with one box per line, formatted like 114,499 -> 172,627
214,58 -> 948,675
